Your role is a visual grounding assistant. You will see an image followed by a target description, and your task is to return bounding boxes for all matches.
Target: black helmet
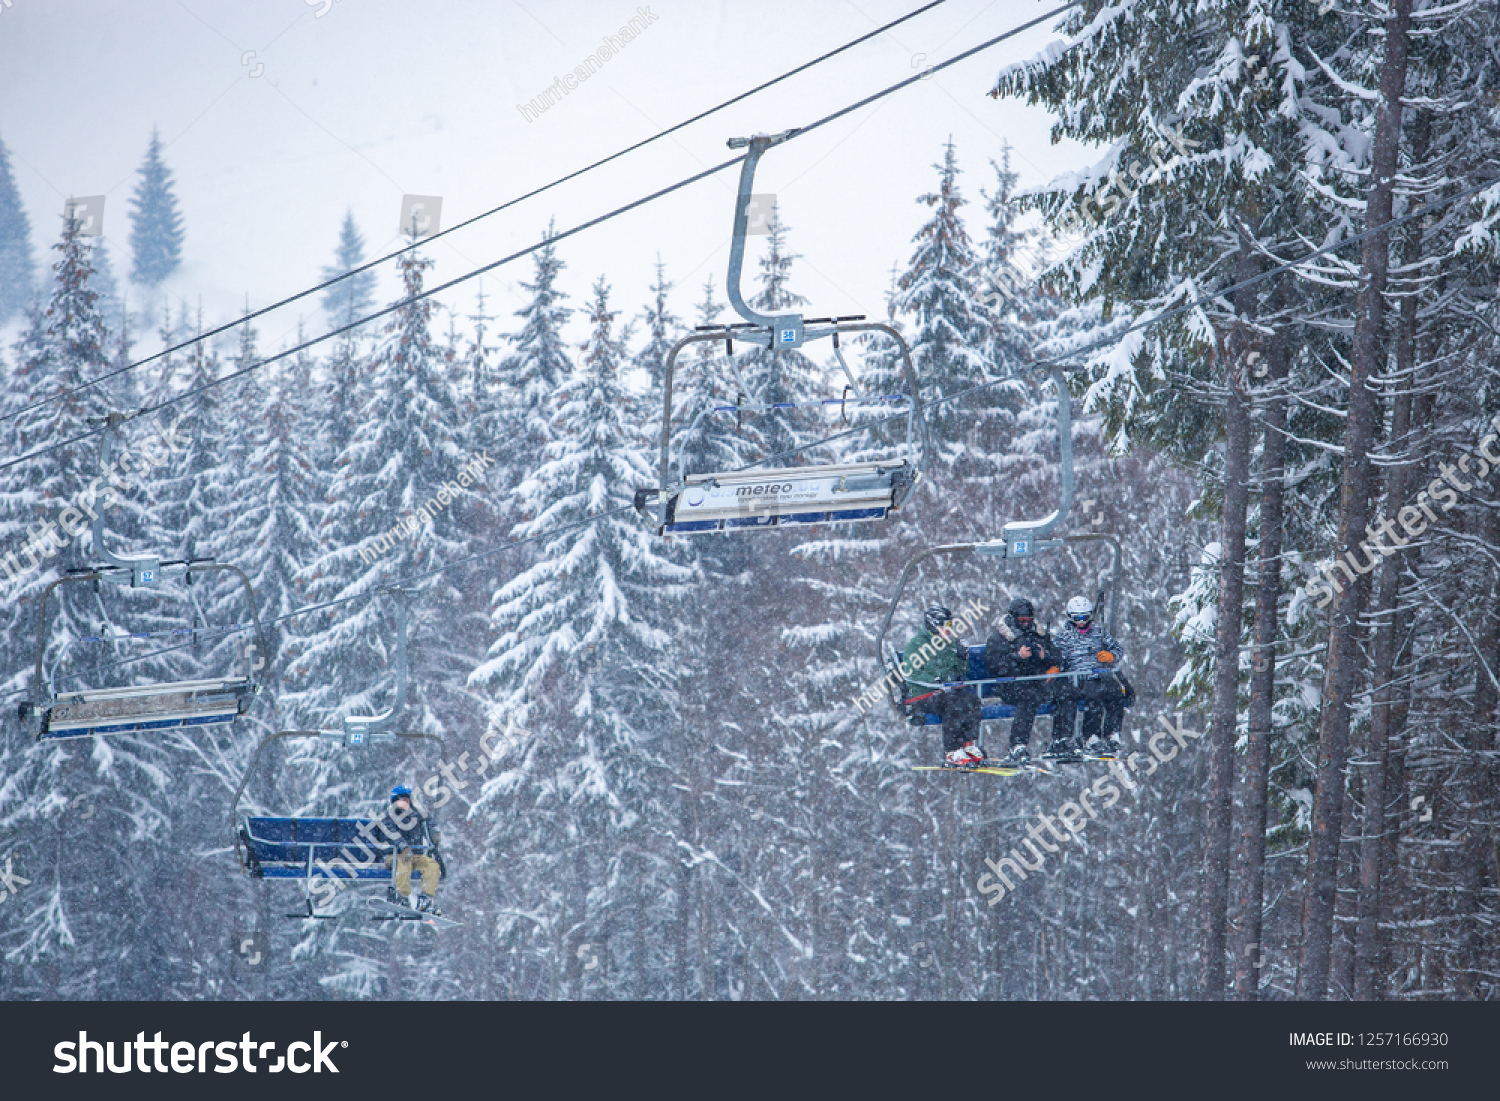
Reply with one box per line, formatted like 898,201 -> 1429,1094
924,603 -> 954,633
1007,598 -> 1035,623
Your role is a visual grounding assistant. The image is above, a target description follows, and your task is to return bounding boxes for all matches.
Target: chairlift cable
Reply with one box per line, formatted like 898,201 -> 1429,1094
254,171 -> 1499,625
2,2 -> 1082,473
0,0 -> 977,430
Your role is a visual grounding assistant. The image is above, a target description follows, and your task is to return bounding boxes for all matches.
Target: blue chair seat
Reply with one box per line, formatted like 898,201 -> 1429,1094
241,816 -> 432,881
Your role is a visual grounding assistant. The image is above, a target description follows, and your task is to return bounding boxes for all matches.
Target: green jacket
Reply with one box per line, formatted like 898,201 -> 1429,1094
902,626 -> 966,692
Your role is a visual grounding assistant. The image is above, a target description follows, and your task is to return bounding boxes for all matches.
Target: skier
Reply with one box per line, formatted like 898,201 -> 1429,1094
903,602 -> 984,766
379,784 -> 446,915
1051,596 -> 1129,755
984,597 -> 1064,763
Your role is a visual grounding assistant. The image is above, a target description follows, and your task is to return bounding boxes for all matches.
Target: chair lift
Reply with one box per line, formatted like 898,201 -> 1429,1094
231,590 -> 447,920
16,412 -> 269,741
871,367 -> 1131,732
633,129 -> 930,535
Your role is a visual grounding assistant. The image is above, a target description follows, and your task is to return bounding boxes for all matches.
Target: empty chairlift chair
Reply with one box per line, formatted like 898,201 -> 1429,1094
16,413 -> 269,741
634,129 -> 930,536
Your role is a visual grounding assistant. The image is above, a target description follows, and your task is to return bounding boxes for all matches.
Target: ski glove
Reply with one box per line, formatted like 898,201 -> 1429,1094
1097,651 -> 1115,663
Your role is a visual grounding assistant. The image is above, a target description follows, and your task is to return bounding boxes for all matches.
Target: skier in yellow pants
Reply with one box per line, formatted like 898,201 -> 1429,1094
378,784 -> 445,915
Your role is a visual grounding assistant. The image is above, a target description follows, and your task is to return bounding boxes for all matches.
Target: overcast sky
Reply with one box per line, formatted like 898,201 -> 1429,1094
1,0 -> 1090,359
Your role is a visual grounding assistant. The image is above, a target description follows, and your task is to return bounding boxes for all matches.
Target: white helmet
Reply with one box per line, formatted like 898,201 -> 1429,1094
1066,596 -> 1094,627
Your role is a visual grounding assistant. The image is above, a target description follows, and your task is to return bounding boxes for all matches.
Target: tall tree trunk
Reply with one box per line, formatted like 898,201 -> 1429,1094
1230,274 -> 1293,1000
1353,113 -> 1428,996
1456,504 -> 1500,997
1298,0 -> 1414,1000
1203,239 -> 1258,1000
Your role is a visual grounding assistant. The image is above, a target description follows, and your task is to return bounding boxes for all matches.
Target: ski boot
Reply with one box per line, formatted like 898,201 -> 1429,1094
1044,736 -> 1075,759
945,747 -> 977,769
1007,743 -> 1031,765
387,886 -> 412,909
1098,735 -> 1122,756
416,895 -> 441,916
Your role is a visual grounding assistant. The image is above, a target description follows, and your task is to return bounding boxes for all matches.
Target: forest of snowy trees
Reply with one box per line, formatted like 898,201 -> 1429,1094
1,0 -> 1498,1003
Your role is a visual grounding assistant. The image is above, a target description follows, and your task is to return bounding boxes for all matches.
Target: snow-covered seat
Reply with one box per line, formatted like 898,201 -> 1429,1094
32,677 -> 254,740
239,816 -> 427,882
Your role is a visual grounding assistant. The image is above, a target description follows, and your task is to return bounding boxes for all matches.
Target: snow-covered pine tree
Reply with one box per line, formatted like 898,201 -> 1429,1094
977,144 -> 1048,380
215,324 -> 323,730
127,128 -> 185,288
320,210 -> 378,331
495,222 -> 573,515
319,322 -> 366,474
0,217 -> 173,996
469,276 -> 695,994
151,304 -> 234,567
291,242 -> 469,734
465,282 -> 498,405
892,139 -> 996,472
0,133 -> 35,325
634,255 -> 679,392
471,275 -> 694,730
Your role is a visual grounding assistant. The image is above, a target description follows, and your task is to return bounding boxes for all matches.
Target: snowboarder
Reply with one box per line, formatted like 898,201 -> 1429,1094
1051,596 -> 1129,754
984,597 -> 1064,763
903,602 -> 983,766
379,784 -> 446,915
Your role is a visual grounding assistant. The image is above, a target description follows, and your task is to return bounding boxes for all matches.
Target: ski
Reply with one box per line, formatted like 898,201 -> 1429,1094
366,897 -> 463,929
1042,752 -> 1117,765
911,764 -> 1020,776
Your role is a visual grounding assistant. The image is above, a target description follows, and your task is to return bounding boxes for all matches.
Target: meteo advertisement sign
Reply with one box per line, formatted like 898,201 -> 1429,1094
672,469 -> 896,525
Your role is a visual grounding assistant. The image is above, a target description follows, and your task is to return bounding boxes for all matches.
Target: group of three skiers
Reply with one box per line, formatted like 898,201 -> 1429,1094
903,595 -> 1133,767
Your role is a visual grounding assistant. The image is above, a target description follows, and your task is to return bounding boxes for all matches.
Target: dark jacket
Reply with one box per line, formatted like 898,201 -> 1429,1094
375,803 -> 441,853
984,613 -> 1058,680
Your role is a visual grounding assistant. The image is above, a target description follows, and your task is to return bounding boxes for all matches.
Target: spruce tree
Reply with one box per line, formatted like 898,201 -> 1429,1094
470,276 -> 694,735
634,255 -> 679,391
292,243 -> 469,732
893,139 -> 994,469
127,128 -> 185,288
495,222 -> 573,518
320,210 -> 378,330
0,134 -> 35,324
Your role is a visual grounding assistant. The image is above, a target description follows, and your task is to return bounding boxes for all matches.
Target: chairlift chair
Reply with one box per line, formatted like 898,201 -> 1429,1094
16,412 -> 269,740
634,130 -> 930,535
230,590 -> 447,919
